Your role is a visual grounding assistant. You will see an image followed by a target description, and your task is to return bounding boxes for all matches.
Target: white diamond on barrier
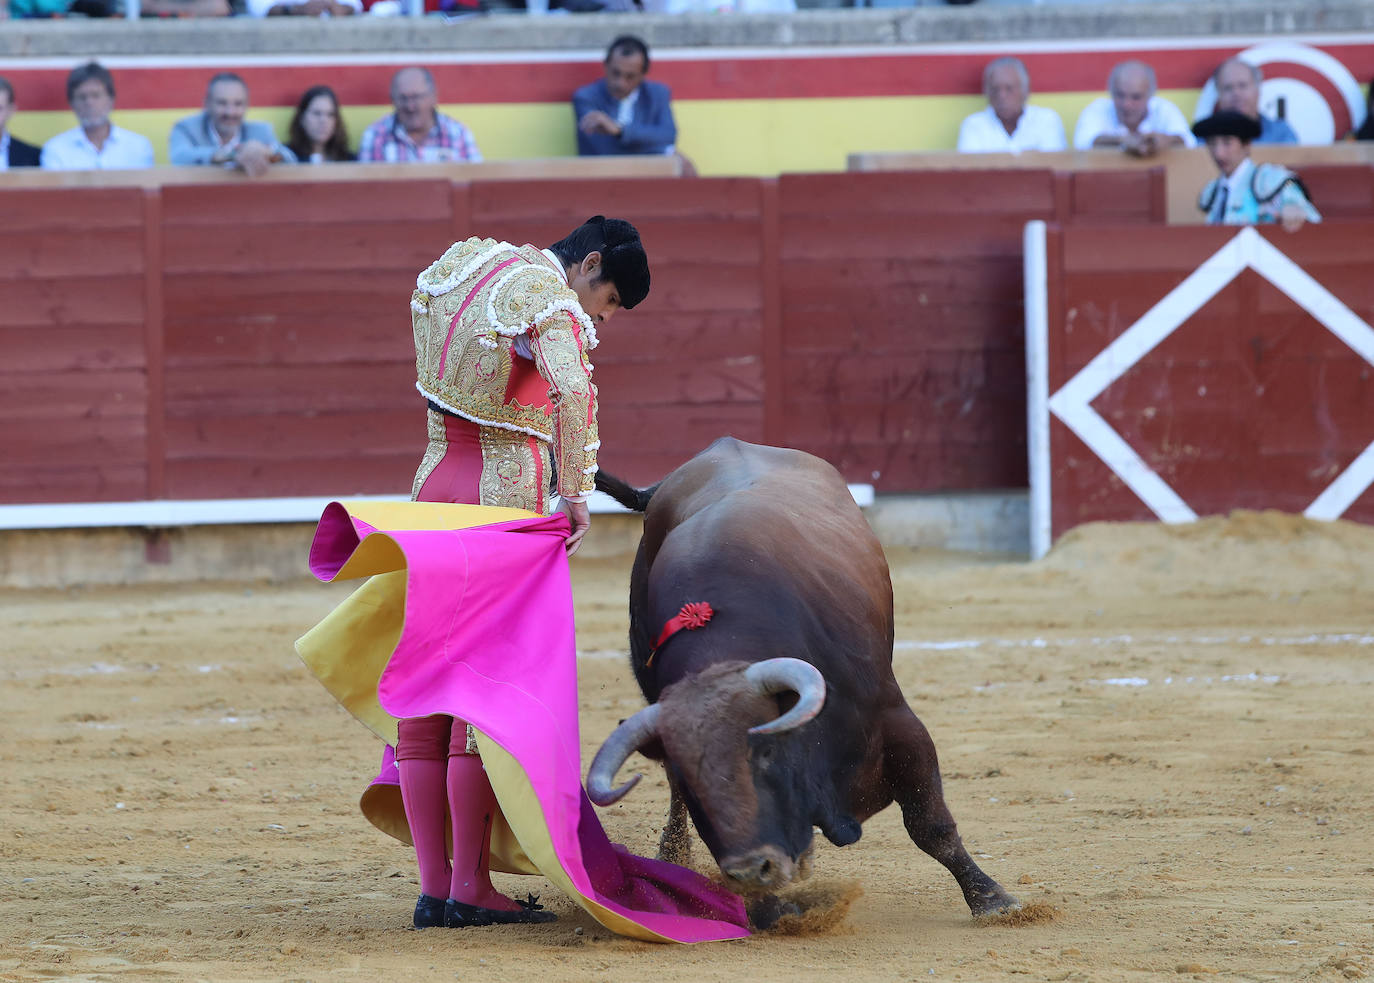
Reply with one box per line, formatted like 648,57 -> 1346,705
1047,227 -> 1374,523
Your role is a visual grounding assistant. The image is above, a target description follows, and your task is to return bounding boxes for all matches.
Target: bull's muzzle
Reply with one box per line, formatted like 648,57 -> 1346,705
720,845 -> 796,891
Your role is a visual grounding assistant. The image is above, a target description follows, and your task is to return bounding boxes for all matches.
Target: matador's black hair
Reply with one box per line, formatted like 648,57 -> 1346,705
548,215 -> 650,310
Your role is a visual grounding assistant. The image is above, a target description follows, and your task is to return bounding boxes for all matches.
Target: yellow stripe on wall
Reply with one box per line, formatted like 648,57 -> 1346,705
8,89 -> 1205,174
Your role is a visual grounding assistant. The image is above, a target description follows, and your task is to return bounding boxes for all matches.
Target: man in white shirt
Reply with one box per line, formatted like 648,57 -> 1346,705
957,57 -> 1066,154
1073,60 -> 1196,158
40,62 -> 155,171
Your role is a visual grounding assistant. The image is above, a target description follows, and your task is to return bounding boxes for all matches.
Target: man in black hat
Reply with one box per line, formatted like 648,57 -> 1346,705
1193,110 -> 1319,231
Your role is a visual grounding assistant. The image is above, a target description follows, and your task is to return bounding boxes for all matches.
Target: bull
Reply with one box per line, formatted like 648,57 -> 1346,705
585,438 -> 1019,919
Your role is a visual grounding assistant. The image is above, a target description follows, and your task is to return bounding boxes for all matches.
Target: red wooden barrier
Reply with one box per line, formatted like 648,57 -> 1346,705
775,170 -> 1059,490
158,180 -> 454,499
465,178 -> 771,485
0,165 -> 1274,511
0,188 -> 151,504
1300,164 -> 1374,220
1030,221 -> 1374,555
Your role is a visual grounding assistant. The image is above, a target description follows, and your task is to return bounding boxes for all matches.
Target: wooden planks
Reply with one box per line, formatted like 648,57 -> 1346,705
0,167 -> 1282,514
0,188 -> 150,505
465,178 -> 768,486
158,181 -> 452,499
776,171 -> 1050,491
1299,164 -> 1374,220
1046,223 -> 1374,541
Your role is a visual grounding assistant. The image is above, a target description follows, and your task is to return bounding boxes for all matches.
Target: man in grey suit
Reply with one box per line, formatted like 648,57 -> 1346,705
573,36 -> 678,158
169,72 -> 296,177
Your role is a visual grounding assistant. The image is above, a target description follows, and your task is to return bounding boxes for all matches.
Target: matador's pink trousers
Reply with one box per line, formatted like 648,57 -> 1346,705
397,411 -> 549,913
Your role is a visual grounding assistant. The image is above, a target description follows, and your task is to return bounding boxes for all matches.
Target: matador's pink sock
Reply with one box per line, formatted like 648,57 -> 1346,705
398,758 -> 452,899
447,754 -> 519,910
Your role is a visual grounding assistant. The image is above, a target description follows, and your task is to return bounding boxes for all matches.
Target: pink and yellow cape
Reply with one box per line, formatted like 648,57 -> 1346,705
294,500 -> 749,944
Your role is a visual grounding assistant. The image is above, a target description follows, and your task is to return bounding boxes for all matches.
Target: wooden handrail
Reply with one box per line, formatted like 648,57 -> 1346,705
849,144 -> 1374,225
0,155 -> 683,189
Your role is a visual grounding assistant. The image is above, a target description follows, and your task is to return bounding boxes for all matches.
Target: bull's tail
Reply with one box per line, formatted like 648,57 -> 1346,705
594,469 -> 657,513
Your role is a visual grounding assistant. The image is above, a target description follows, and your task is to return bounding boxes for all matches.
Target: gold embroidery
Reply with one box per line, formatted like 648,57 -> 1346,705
415,242 -> 569,441
417,238 -> 491,296
487,264 -> 559,334
413,237 -> 597,499
530,318 -> 599,497
537,325 -> 593,400
409,409 -> 449,501
478,430 -> 548,513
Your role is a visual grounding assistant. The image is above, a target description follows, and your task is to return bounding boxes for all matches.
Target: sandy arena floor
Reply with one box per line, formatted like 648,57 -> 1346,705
1,511 -> 1371,983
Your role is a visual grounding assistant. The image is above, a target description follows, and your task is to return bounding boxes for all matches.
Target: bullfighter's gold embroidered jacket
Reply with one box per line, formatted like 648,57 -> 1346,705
410,237 -> 599,499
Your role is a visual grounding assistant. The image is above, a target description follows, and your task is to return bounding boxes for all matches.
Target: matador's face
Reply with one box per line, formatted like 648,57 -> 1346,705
570,253 -> 622,325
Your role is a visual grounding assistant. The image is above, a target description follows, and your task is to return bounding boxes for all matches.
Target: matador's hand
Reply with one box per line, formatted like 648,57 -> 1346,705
560,498 -> 591,557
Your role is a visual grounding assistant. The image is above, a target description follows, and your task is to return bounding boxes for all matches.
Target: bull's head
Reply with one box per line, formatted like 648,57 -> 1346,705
587,658 -> 826,892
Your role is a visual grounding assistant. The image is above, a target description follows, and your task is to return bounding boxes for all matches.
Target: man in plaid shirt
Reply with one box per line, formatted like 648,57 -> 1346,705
358,66 -> 482,164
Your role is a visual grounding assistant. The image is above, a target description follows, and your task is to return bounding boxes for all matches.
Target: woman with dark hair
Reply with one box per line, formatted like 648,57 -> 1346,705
286,85 -> 354,162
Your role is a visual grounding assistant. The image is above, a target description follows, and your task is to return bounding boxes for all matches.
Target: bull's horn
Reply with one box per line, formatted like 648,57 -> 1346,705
745,658 -> 826,735
586,703 -> 662,806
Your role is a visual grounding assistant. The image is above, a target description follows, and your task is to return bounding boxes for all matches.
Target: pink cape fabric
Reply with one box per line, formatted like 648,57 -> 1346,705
306,503 -> 749,943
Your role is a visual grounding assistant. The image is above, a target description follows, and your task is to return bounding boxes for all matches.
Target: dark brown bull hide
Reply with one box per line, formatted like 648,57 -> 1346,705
587,438 -> 1018,918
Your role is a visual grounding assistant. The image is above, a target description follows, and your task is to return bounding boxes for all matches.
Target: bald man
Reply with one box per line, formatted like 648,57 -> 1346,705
358,67 -> 482,164
1211,58 -> 1298,145
957,56 -> 1066,154
1073,60 -> 1196,157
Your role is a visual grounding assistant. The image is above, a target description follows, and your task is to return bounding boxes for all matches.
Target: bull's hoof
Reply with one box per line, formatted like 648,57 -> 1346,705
969,888 -> 1021,918
746,893 -> 802,931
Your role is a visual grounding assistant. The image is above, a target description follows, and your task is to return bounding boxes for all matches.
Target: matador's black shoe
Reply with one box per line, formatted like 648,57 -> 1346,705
413,893 -> 448,929
444,893 -> 558,927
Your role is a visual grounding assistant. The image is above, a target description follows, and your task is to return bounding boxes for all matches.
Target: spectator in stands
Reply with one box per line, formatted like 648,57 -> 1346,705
1073,60 -> 1195,157
138,0 -> 232,16
7,0 -> 77,15
286,86 -> 355,163
357,67 -> 481,164
956,56 -> 1066,154
0,76 -> 41,169
573,35 -> 677,158
1211,58 -> 1297,145
1353,77 -> 1374,141
169,72 -> 297,177
40,63 -> 155,171
246,0 -> 357,17
1193,111 -> 1318,232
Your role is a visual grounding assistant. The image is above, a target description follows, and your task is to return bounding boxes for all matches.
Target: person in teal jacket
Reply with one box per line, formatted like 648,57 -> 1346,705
1194,110 -> 1320,232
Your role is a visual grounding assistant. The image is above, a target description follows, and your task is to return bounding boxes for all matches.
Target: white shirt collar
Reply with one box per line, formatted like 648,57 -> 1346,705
1224,157 -> 1253,198
204,113 -> 242,149
541,248 -> 569,284
76,124 -> 119,152
985,105 -> 1023,134
615,87 -> 640,129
